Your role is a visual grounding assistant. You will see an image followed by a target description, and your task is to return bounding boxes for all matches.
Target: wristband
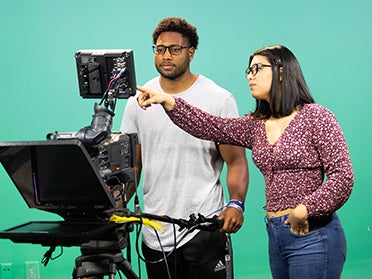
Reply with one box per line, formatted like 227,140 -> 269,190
227,199 -> 245,212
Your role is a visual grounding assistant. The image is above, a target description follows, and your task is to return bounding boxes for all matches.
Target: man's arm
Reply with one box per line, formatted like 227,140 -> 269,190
218,144 -> 249,233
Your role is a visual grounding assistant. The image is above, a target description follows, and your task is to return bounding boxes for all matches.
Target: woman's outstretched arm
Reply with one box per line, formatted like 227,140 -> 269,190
136,86 -> 255,148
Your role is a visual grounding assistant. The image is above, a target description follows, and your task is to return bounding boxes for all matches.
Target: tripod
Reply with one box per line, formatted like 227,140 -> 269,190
72,227 -> 139,279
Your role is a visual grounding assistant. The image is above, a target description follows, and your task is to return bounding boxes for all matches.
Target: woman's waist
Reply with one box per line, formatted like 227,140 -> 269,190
266,208 -> 336,229
266,208 -> 294,217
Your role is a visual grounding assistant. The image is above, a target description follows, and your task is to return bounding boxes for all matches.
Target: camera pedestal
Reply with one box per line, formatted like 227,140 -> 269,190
73,238 -> 139,279
73,251 -> 138,279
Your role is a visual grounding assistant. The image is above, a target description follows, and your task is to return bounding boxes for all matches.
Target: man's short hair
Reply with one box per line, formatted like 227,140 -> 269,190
152,17 -> 199,49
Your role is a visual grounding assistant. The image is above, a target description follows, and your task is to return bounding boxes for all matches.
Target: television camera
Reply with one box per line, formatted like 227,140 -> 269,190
47,49 -> 139,278
0,49 -> 140,278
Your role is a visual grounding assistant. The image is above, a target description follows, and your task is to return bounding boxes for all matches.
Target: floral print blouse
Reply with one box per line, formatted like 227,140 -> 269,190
167,98 -> 354,217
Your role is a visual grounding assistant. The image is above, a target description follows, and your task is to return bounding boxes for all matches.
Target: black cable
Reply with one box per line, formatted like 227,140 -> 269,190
41,246 -> 63,267
153,229 -> 171,279
135,216 -> 143,277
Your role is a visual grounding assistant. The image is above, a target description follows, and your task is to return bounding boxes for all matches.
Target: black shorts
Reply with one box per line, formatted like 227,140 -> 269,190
142,230 -> 233,279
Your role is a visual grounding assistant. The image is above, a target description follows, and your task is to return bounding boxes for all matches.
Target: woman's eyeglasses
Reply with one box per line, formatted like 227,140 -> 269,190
245,63 -> 272,78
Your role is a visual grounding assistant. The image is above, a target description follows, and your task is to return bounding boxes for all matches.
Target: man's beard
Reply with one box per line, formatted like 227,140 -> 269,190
156,59 -> 189,80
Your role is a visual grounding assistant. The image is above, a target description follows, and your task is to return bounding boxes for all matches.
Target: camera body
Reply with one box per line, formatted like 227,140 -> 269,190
90,132 -> 138,189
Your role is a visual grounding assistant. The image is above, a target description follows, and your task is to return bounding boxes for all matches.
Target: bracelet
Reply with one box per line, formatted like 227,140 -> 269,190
227,199 -> 245,212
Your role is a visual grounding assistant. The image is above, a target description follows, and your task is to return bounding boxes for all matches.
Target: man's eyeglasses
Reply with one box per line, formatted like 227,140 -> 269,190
152,45 -> 190,55
245,63 -> 272,78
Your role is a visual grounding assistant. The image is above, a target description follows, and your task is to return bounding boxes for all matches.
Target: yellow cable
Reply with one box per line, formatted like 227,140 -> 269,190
110,214 -> 163,231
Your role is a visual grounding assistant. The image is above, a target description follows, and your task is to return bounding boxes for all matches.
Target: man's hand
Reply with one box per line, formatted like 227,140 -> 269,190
218,207 -> 244,233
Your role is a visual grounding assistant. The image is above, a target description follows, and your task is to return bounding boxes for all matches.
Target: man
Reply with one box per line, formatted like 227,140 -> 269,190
120,17 -> 248,279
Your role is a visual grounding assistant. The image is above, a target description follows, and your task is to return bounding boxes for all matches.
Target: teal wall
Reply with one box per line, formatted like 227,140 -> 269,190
1,0 -> 371,278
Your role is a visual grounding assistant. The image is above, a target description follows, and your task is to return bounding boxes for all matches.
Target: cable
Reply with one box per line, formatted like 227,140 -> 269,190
154,229 -> 171,279
41,246 -> 63,267
135,216 -> 143,277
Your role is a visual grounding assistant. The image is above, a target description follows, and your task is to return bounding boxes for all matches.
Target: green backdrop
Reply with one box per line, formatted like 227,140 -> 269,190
1,0 -> 371,278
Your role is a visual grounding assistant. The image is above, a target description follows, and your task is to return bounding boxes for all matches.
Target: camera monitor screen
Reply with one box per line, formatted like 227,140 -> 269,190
0,139 -> 116,221
75,49 -> 136,99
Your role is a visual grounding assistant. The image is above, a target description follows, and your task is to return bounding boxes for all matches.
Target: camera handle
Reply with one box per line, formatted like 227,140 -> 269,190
109,210 -> 225,233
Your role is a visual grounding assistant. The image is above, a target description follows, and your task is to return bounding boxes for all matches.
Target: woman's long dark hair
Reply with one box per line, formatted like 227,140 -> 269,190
249,45 -> 315,119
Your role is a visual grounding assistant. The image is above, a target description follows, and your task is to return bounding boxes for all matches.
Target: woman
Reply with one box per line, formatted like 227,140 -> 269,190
136,45 -> 354,279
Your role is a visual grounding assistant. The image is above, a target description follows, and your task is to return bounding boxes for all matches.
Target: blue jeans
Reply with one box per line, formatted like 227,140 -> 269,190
265,213 -> 346,279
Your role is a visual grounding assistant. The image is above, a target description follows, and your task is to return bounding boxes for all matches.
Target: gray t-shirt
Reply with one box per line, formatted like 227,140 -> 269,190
120,75 -> 239,250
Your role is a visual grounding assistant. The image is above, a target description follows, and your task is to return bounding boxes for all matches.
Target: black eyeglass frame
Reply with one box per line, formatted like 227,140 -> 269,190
152,45 -> 190,55
245,63 -> 272,78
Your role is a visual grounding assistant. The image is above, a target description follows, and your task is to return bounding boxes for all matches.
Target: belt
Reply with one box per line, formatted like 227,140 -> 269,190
266,208 -> 294,217
266,208 -> 334,229
308,214 -> 333,230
